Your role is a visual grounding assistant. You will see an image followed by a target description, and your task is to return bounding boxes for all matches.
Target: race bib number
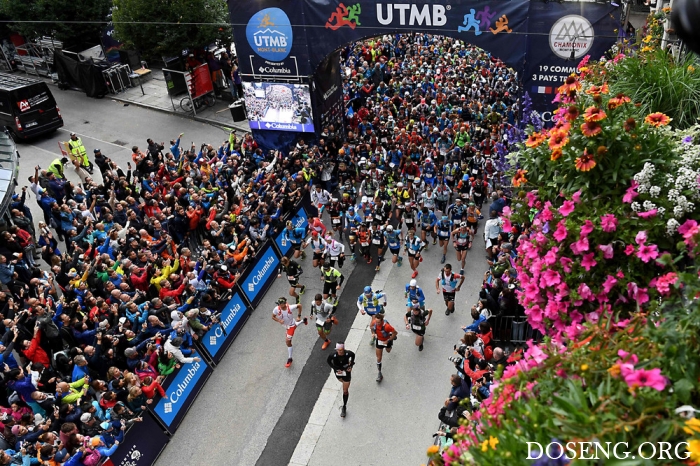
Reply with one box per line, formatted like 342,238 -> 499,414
377,339 -> 387,347
332,218 -> 341,225
372,239 -> 381,245
461,193 -> 469,199
474,192 -> 482,197
287,275 -> 297,281
439,231 -> 449,237
405,218 -> 414,224
390,163 -> 396,168
361,242 -> 369,247
389,242 -> 398,248
472,169 -> 479,174
335,370 -> 346,377
407,174 -> 415,180
412,324 -> 423,331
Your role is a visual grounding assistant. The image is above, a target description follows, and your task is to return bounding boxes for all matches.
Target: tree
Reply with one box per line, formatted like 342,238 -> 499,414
0,0 -> 110,49
111,0 -> 230,60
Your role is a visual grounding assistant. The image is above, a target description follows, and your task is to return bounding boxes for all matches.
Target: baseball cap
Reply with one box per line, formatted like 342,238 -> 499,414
93,149 -> 101,153
409,279 -> 417,287
80,413 -> 92,423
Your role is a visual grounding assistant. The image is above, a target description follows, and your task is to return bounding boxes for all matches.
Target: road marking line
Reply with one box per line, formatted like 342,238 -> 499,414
288,263 -> 394,466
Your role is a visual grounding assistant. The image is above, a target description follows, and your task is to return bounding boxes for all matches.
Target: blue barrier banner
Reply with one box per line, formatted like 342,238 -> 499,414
103,412 -> 169,466
200,292 -> 249,363
240,243 -> 280,306
150,358 -> 213,432
275,206 -> 309,257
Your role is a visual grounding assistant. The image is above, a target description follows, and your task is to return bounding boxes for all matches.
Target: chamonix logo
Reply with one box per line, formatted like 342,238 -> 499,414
549,15 -> 594,60
246,8 -> 293,62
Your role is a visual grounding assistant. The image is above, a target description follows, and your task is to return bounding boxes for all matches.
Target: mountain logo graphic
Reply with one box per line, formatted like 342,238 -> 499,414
549,15 -> 594,60
246,8 -> 293,62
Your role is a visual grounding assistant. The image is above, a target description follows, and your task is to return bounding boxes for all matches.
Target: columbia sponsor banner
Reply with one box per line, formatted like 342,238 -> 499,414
101,412 -> 169,466
523,2 -> 618,114
239,242 -> 280,306
248,120 -> 315,132
199,292 -> 249,363
150,358 -> 213,432
275,205 -> 309,257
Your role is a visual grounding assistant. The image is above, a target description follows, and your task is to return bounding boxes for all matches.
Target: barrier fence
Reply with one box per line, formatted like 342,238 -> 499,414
491,315 -> 542,346
102,198 -> 312,464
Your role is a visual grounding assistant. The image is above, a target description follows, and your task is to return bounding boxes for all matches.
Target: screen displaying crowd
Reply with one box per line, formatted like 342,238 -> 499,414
243,82 -> 313,125
0,32 -> 524,465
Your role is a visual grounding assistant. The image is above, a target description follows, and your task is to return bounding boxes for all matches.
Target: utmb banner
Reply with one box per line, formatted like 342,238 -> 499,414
230,0 -> 617,112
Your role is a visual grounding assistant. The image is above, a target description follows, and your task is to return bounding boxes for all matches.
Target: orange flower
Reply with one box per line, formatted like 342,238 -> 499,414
548,131 -> 570,150
550,148 -> 563,161
608,93 -> 631,109
558,75 -> 581,95
525,132 -> 547,148
564,106 -> 580,122
512,169 -> 528,187
580,121 -> 602,137
554,119 -> 571,133
583,106 -> 607,122
644,112 -> 671,127
575,149 -> 597,172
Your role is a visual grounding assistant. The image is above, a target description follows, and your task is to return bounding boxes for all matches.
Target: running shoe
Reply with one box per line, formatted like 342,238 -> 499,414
376,372 -> 383,383
460,269 -> 465,275
367,257 -> 372,264
340,406 -> 347,418
397,256 -> 403,267
441,255 -> 446,264
419,256 -> 423,262
412,270 -> 418,279
351,253 -> 356,262
375,265 -> 380,272
322,339 -> 330,350
301,251 -> 307,260
445,308 -> 450,316
419,344 -> 424,351
331,316 -> 339,325
299,285 -> 306,295
285,358 -> 293,368
303,318 -> 308,325
433,239 -> 437,245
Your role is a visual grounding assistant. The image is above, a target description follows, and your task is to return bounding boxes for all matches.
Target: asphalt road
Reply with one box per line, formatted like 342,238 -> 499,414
14,87 -> 487,466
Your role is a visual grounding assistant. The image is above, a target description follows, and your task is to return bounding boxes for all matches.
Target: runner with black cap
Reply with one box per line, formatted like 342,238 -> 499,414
321,261 -> 344,310
404,298 -> 432,351
277,256 -> 305,304
327,342 -> 355,418
271,297 -> 307,368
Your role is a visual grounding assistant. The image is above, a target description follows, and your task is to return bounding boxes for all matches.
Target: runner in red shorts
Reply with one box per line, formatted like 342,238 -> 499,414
271,297 -> 307,367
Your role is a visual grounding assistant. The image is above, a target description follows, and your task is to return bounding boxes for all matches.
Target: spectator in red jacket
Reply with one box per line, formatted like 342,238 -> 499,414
22,326 -> 50,368
159,280 -> 186,304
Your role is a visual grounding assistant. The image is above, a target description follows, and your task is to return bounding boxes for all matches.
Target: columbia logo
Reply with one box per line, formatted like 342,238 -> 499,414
164,403 -> 172,414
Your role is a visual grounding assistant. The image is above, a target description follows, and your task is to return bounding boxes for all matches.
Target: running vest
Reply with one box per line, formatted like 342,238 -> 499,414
385,231 -> 400,249
373,321 -> 392,340
437,220 -> 452,237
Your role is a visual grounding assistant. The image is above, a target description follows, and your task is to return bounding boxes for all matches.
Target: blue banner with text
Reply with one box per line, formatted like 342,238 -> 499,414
275,206 -> 309,257
240,243 -> 280,307
150,358 -> 213,433
199,292 -> 250,363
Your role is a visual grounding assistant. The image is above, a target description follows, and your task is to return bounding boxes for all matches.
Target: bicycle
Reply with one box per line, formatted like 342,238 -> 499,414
180,92 -> 216,114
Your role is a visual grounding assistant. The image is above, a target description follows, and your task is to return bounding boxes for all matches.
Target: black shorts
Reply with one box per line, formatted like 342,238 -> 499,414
411,328 -> 426,336
290,243 -> 301,251
335,374 -> 352,382
323,282 -> 338,295
467,220 -> 478,229
316,321 -> 332,332
442,291 -> 456,302
455,243 -> 469,252
372,240 -> 385,249
287,277 -> 299,286
313,252 -> 324,261
437,234 -> 450,242
376,339 -> 394,350
389,246 -> 401,255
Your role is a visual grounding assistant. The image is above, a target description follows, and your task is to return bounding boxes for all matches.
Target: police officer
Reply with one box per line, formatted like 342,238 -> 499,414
68,132 -> 93,173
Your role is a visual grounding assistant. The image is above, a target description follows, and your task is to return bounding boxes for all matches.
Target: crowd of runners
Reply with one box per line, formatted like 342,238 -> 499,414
0,32 -> 522,465
270,33 -> 522,422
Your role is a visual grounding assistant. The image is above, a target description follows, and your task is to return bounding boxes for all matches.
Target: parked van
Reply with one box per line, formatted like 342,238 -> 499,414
0,73 -> 63,140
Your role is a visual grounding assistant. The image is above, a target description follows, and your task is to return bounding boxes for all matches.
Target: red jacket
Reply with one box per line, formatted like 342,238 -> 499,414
130,268 -> 149,292
159,282 -> 186,303
24,330 -> 50,368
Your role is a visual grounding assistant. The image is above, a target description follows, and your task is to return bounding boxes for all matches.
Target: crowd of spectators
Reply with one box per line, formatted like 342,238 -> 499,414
0,31 -> 530,464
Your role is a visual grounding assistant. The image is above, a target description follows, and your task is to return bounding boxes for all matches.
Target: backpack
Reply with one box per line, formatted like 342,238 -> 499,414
37,314 -> 59,339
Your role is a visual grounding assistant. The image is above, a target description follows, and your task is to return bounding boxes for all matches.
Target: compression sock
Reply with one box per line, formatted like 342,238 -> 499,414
377,362 -> 382,371
288,346 -> 293,359
343,392 -> 349,407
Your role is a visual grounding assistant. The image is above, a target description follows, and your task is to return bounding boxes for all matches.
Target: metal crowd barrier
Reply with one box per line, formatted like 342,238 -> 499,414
491,315 -> 542,345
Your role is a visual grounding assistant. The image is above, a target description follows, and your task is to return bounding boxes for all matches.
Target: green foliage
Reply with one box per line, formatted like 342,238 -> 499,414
0,0 -> 110,48
112,0 -> 230,60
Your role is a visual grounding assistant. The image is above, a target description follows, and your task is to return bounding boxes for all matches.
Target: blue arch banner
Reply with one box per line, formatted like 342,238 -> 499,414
230,1 -> 618,113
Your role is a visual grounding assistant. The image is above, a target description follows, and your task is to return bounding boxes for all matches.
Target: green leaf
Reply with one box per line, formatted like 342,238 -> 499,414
674,378 -> 695,403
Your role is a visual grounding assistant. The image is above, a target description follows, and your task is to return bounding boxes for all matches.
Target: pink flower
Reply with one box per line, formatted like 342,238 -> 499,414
618,350 -> 639,365
616,270 -> 625,279
579,220 -> 594,238
577,283 -> 593,300
637,209 -> 658,219
635,230 -> 648,245
655,272 -> 678,295
572,190 -> 582,204
637,243 -> 659,263
622,180 -> 639,203
524,341 -> 548,365
559,257 -> 573,273
586,311 -> 600,325
581,253 -> 597,271
600,214 -> 618,232
559,200 -> 575,217
598,244 -> 614,259
678,219 -> 700,247
624,244 -> 636,255
627,282 -> 650,305
543,247 -> 559,265
526,191 -> 539,208
624,368 -> 667,391
570,237 -> 589,255
553,221 -> 568,242
540,269 -> 562,288
541,205 -> 554,222
602,275 -> 618,293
